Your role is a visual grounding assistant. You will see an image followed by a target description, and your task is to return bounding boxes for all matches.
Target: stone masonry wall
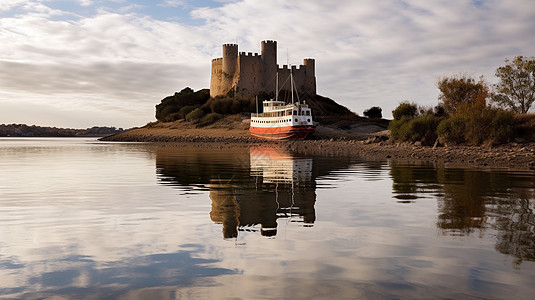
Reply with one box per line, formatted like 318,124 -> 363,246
210,41 -> 316,99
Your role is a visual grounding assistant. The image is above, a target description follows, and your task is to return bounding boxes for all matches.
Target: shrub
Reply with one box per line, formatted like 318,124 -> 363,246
155,87 -> 210,122
438,108 -> 515,145
198,113 -> 223,127
437,116 -> 466,144
179,105 -> 198,119
185,108 -> 205,122
392,102 -> 418,120
529,117 -> 535,129
389,113 -> 442,145
489,110 -> 515,144
389,116 -> 413,142
363,106 -> 382,118
409,114 -> 442,145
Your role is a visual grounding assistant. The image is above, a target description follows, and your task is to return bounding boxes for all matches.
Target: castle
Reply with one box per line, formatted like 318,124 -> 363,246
210,40 -> 316,99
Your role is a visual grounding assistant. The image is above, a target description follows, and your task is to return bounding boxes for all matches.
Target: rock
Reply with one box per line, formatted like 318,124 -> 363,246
433,138 -> 443,148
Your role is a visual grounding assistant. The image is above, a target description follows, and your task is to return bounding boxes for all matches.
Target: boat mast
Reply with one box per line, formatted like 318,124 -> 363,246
275,72 -> 279,101
290,66 -> 294,105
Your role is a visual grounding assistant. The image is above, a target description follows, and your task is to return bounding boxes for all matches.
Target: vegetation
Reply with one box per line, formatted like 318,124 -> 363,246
363,106 -> 382,118
492,56 -> 535,113
437,74 -> 488,115
0,124 -> 123,137
390,73 -> 522,146
389,102 -> 443,145
155,86 -> 354,126
155,87 -> 211,122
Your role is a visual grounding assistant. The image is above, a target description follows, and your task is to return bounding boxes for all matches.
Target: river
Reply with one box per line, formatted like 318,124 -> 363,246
0,137 -> 534,299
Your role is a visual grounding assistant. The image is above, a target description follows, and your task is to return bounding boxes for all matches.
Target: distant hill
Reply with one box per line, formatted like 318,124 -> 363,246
0,124 -> 124,137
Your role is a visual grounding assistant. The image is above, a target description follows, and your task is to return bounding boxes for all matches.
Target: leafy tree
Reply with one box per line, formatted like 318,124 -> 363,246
437,75 -> 488,114
155,87 -> 210,122
392,102 -> 418,120
363,106 -> 382,118
492,56 -> 535,114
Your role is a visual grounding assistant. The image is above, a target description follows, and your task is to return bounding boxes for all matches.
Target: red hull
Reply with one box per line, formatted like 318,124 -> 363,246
249,125 -> 315,140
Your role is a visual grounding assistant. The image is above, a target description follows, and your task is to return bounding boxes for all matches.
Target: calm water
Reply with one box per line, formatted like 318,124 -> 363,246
0,138 -> 534,299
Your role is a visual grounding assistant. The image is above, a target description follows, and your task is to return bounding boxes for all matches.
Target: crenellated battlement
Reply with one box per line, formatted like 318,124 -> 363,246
210,40 -> 316,98
239,52 -> 260,57
279,65 -> 304,70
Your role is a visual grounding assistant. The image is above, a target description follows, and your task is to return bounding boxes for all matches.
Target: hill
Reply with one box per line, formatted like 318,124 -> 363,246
155,87 -> 356,124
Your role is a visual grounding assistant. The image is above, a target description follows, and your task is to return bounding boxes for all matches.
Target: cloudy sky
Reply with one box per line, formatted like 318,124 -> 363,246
1,0 -> 534,128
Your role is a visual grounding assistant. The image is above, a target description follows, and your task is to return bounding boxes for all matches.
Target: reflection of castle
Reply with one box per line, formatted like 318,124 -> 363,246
210,41 -> 316,98
154,145 -> 354,240
209,146 -> 315,239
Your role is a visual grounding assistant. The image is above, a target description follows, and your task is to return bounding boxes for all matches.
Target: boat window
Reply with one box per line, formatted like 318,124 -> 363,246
306,111 -> 310,116
308,119 -> 311,122
293,110 -> 297,115
295,119 -> 298,122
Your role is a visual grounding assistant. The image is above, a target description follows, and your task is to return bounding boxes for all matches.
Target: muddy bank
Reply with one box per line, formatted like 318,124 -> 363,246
281,139 -> 535,170
101,125 -> 535,170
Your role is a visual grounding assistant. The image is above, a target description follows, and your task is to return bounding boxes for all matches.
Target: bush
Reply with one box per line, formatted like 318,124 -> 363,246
409,114 -> 442,145
392,102 -> 418,120
529,117 -> 535,129
437,116 -> 466,144
490,110 -> 515,144
179,105 -> 198,119
388,114 -> 441,145
185,108 -> 205,122
363,106 -> 382,118
437,108 -> 515,145
155,88 -> 210,122
203,96 -> 255,115
198,113 -> 223,127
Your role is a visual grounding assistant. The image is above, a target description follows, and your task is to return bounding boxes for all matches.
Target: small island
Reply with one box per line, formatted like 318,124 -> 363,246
102,41 -> 535,170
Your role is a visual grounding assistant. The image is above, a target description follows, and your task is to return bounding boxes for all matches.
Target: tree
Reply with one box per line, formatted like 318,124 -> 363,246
363,106 -> 382,118
492,56 -> 535,114
437,75 -> 489,114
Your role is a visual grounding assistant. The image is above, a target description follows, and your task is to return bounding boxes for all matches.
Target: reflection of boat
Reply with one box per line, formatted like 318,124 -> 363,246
250,146 -> 312,184
249,72 -> 315,140
209,146 -> 316,239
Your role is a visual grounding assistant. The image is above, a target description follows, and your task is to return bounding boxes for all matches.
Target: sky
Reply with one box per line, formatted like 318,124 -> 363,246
0,0 -> 534,128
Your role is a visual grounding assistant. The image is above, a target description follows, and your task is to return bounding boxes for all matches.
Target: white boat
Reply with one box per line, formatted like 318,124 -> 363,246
249,71 -> 315,140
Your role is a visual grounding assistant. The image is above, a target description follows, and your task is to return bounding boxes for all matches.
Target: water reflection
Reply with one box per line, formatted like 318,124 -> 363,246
155,145 -> 352,239
389,161 -> 535,264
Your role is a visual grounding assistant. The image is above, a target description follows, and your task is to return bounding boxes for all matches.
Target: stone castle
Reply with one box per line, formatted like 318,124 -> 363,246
210,40 -> 316,99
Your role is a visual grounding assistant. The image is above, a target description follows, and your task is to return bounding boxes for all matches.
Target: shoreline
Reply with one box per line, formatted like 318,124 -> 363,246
100,125 -> 535,171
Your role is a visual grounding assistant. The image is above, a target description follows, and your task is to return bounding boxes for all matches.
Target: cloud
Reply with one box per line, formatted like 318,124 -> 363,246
158,0 -> 188,9
0,0 -> 534,127
78,0 -> 93,7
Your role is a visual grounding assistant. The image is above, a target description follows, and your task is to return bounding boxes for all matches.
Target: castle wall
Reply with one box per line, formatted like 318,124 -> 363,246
276,60 -> 316,99
235,52 -> 263,98
209,41 -> 316,99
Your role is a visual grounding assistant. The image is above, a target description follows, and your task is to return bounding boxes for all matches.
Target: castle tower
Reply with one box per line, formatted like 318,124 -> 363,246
261,40 -> 277,94
303,58 -> 316,95
222,44 -> 238,92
